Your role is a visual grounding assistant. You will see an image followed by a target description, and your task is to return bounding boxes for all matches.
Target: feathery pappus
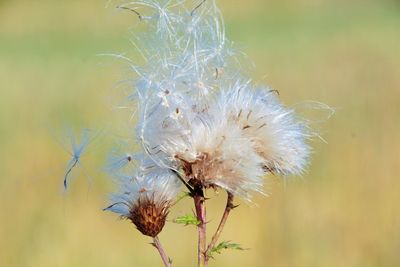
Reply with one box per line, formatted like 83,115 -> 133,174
61,1 -> 330,265
104,156 -> 181,237
103,0 -> 318,201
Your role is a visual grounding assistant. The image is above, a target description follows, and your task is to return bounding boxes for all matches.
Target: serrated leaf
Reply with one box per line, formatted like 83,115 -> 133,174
173,214 -> 200,226
208,241 -> 245,258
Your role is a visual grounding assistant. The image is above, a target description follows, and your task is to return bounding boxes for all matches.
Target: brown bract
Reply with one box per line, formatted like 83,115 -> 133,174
178,153 -> 224,191
128,197 -> 170,237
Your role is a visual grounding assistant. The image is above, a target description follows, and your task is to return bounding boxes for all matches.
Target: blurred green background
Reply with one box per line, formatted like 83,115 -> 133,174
1,0 -> 399,266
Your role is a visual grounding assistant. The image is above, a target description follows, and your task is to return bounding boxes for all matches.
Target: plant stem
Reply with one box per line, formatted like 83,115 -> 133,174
205,192 -> 235,263
153,236 -> 171,267
193,188 -> 206,267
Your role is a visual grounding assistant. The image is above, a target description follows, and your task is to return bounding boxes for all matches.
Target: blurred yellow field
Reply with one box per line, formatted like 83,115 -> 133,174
1,0 -> 399,266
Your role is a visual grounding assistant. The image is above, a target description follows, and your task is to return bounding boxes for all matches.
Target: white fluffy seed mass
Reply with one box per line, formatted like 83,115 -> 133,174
214,83 -> 311,176
107,0 -> 315,201
139,81 -> 310,200
105,158 -> 182,217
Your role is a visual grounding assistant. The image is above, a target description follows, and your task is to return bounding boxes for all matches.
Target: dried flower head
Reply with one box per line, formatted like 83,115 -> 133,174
139,83 -> 311,200
113,0 -> 315,201
105,159 -> 181,237
98,0 -> 326,205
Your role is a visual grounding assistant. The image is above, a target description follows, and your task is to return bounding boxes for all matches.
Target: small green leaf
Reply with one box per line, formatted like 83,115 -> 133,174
173,214 -> 200,226
208,241 -> 245,258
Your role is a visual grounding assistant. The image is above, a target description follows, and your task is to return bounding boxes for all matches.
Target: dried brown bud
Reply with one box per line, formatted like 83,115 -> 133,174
129,197 -> 170,237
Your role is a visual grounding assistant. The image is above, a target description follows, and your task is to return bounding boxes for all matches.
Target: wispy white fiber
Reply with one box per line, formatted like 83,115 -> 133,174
105,0 -> 320,201
105,155 -> 181,217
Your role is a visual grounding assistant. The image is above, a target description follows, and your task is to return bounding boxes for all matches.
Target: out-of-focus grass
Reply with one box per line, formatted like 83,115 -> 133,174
1,0 -> 399,266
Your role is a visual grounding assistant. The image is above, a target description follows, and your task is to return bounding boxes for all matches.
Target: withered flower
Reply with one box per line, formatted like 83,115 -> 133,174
104,162 -> 181,237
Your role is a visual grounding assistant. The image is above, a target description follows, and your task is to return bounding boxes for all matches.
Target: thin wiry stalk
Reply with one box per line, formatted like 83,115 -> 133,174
152,236 -> 172,267
117,5 -> 143,20
191,0 -> 206,16
193,189 -> 207,267
63,157 -> 79,189
171,169 -> 195,194
205,192 -> 235,263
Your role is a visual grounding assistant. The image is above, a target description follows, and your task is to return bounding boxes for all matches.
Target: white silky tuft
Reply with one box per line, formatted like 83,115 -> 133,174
105,157 -> 182,217
107,0 -> 316,201
214,82 -> 311,176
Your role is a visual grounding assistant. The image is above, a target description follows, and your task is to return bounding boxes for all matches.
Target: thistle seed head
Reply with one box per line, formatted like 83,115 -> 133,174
104,156 -> 181,236
106,0 -> 327,203
129,196 -> 170,237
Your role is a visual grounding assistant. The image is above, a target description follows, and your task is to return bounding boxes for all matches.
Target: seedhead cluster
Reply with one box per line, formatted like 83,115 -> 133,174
65,0 -> 328,266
